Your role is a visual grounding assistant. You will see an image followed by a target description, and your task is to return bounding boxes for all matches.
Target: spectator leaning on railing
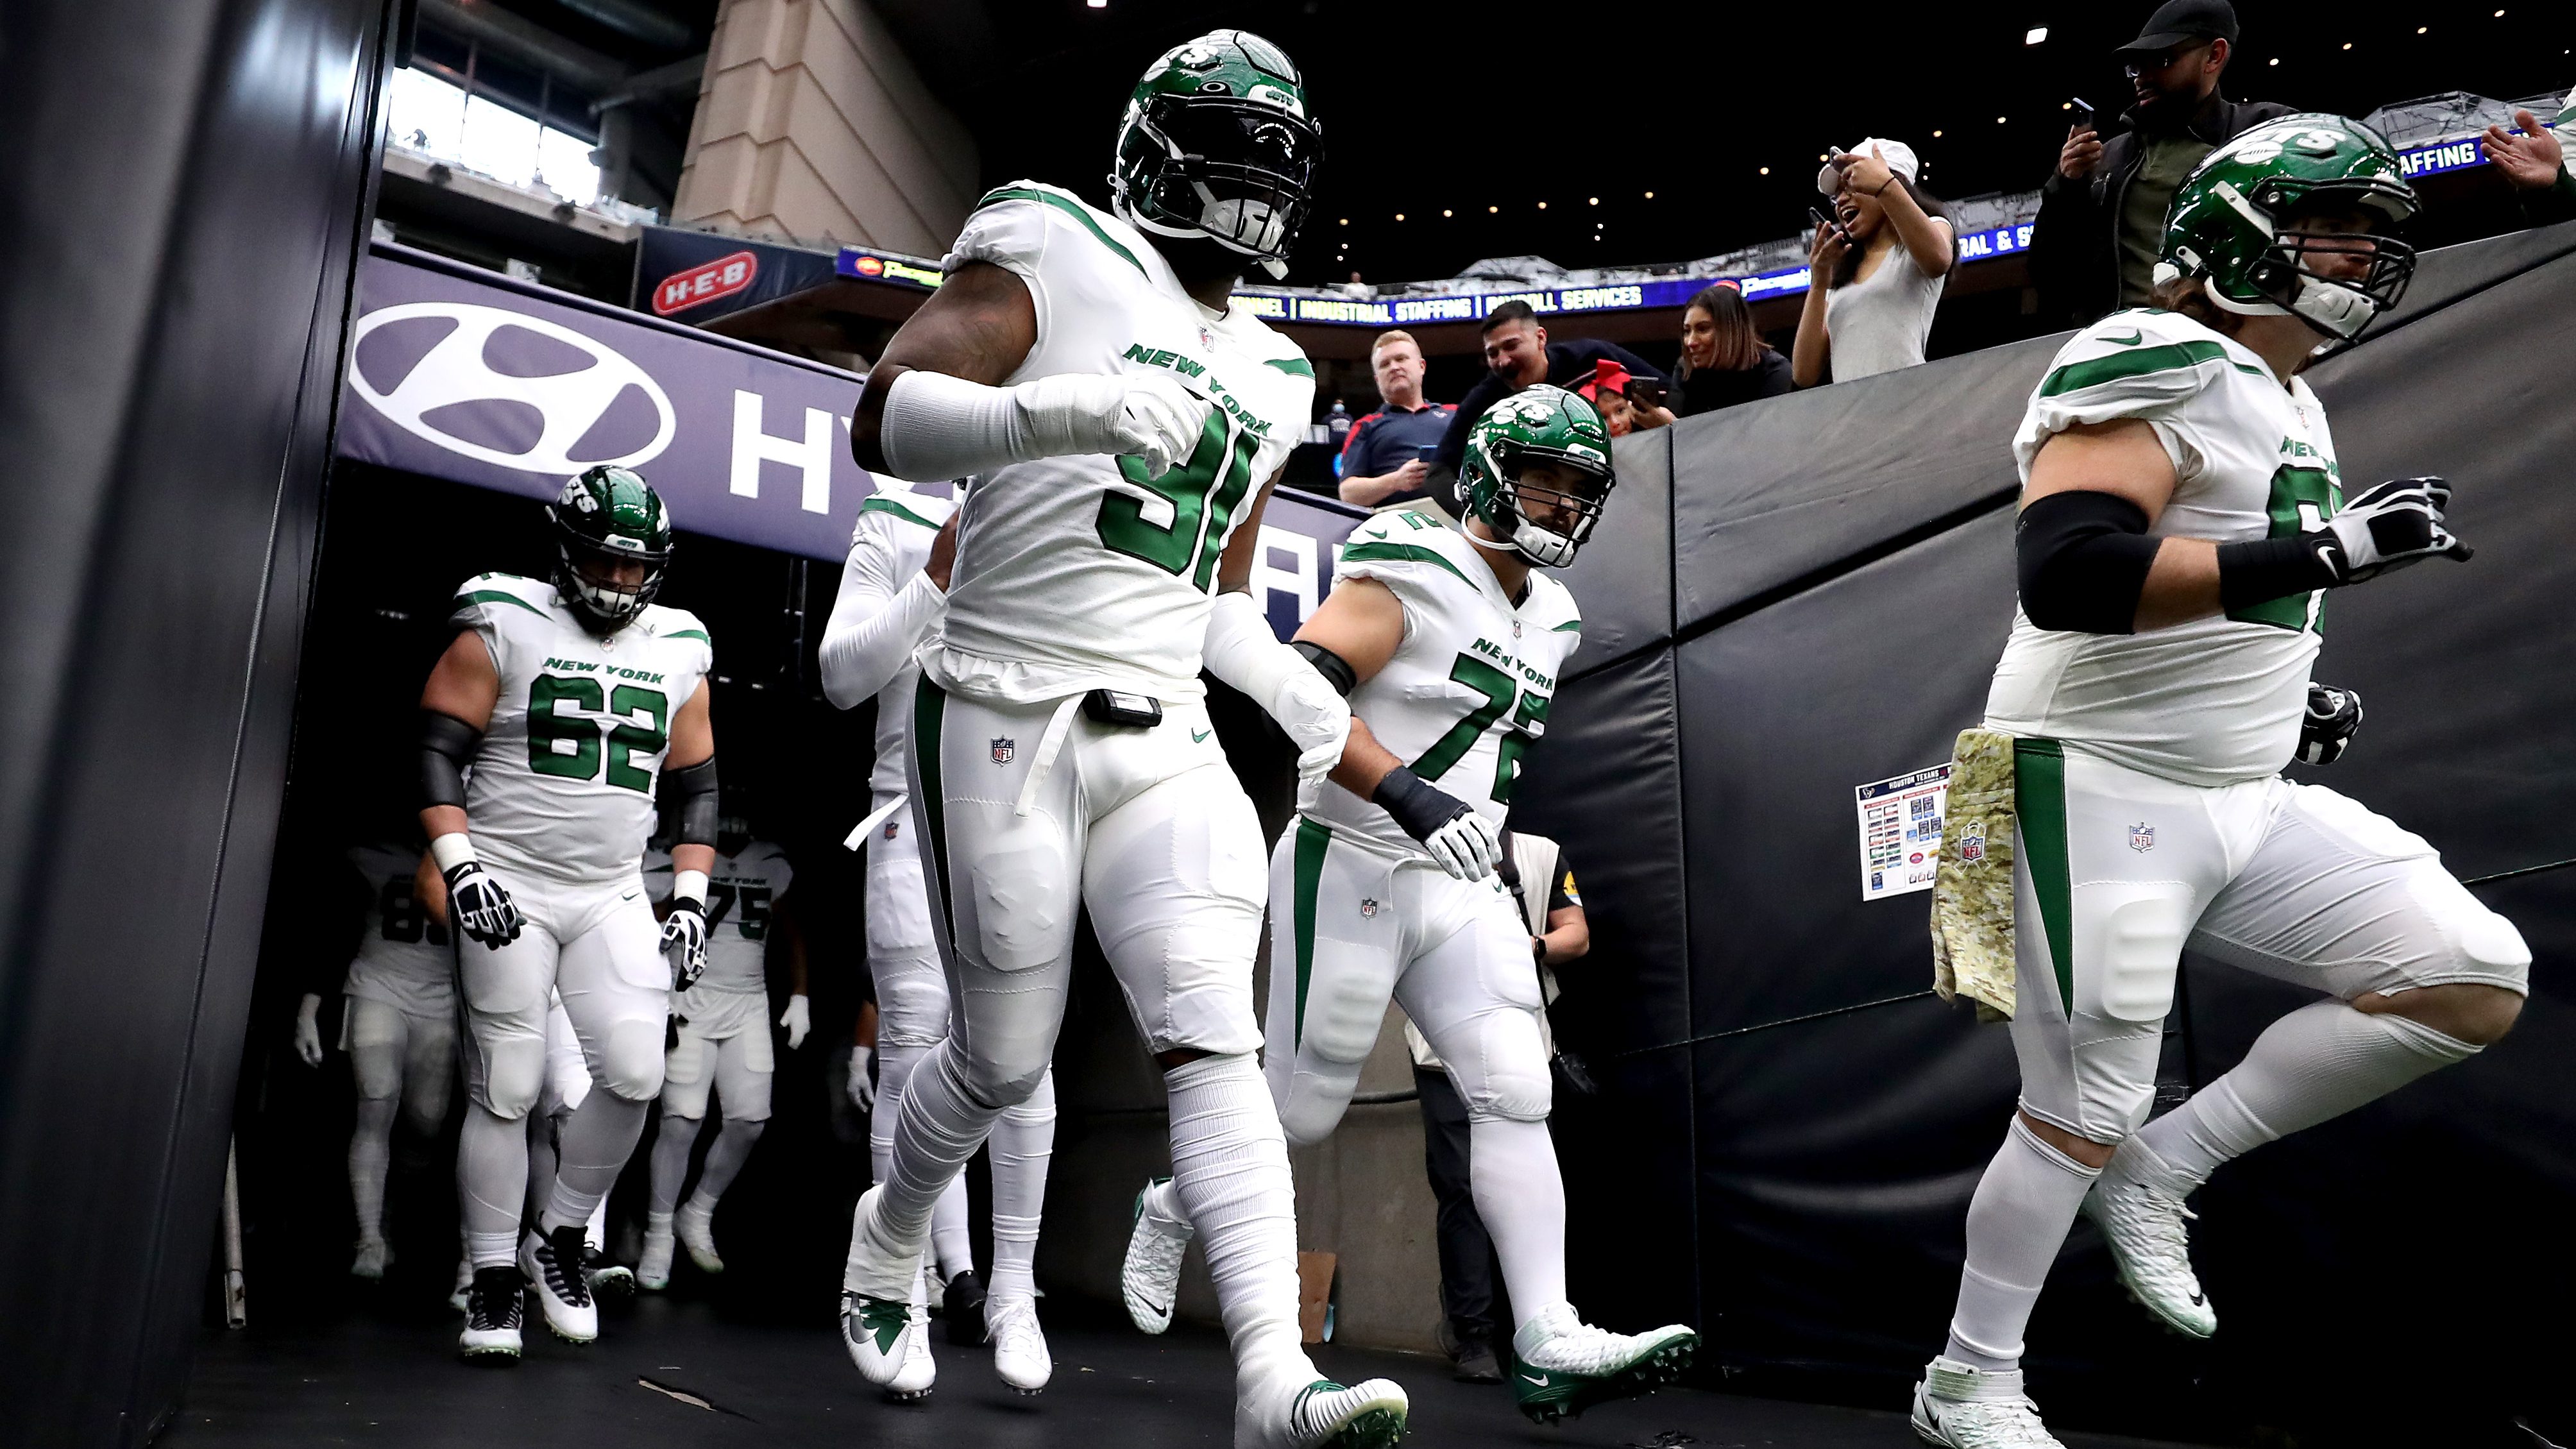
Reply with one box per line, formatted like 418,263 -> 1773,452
2028,0 -> 2292,328
1434,300 -> 1671,479
1792,139 -> 1955,387
2485,91 -> 2576,228
1672,284 -> 1792,416
1337,330 -> 1457,509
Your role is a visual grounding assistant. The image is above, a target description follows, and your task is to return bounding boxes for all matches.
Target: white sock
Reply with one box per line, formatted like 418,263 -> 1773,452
542,1091 -> 650,1233
586,1195 -> 609,1251
458,1104 -> 529,1269
879,1044 -> 1004,1253
2133,999 -> 2477,1191
1466,1117 -> 1568,1330
689,1117 -> 766,1208
931,1173 -> 973,1282
1945,1117 -> 2101,1372
649,1113 -> 699,1217
1164,1052 -> 1310,1395
350,1096 -> 396,1245
988,1066 -> 1056,1300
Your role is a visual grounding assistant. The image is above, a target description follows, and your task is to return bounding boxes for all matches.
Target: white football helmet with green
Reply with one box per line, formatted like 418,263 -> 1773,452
1108,30 -> 1322,280
1457,385 -> 1617,568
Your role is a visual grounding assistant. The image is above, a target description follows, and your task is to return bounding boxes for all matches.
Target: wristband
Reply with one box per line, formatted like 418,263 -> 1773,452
673,869 -> 709,907
429,833 -> 477,875
1373,765 -> 1466,842
2216,535 -> 2334,612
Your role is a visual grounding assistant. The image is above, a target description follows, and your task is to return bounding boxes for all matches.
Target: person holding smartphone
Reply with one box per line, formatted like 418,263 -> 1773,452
1791,137 -> 1956,388
1338,329 -> 1458,510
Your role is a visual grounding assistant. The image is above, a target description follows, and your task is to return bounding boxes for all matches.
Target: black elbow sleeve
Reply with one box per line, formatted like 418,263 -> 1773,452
2015,490 -> 2160,635
665,758 -> 720,847
1291,639 -> 1357,696
420,710 -> 482,811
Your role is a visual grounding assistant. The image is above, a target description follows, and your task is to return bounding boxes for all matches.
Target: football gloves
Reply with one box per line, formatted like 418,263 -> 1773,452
1373,765 -> 1502,881
661,897 -> 711,992
847,1045 -> 877,1112
2298,682 -> 2364,766
2307,477 -> 2471,586
443,860 -> 523,949
779,994 -> 811,1050
292,993 -> 325,1068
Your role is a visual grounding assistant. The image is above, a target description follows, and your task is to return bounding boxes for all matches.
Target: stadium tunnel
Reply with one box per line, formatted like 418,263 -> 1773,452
6,0 -> 2576,1445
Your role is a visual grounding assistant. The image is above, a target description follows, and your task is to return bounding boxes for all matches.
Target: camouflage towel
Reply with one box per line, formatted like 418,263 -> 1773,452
1930,728 -> 2019,1022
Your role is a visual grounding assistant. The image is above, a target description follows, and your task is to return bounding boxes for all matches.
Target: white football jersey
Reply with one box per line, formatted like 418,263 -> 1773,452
1305,513 -> 1584,859
643,841 -> 793,996
923,181 -> 1319,706
838,484 -> 959,799
342,841 -> 452,1012
1985,308 -> 2337,786
449,573 -> 713,885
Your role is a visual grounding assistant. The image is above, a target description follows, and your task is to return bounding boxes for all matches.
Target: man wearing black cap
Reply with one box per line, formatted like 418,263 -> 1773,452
2029,0 -> 2293,327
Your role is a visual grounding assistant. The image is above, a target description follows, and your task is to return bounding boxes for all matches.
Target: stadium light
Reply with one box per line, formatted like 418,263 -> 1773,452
2025,26 -> 2047,44
1442,208 -> 1452,217
1394,213 -> 1405,221
1759,167 -> 1770,175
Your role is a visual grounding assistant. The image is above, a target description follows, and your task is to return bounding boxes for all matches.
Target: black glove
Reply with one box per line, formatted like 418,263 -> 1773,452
2298,682 -> 2364,766
443,861 -> 522,950
661,897 -> 710,991
2307,477 -> 2472,585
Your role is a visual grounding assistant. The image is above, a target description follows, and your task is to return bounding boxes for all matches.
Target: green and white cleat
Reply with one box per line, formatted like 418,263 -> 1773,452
1242,1377 -> 1409,1449
2080,1146 -> 2216,1339
1911,1357 -> 2065,1448
1508,1302 -> 1698,1423
842,1289 -> 936,1400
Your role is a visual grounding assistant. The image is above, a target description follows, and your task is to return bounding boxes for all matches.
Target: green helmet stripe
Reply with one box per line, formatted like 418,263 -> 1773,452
980,187 -> 1147,278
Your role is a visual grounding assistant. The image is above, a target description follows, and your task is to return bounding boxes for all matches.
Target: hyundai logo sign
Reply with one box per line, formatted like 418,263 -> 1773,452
346,301 -> 677,474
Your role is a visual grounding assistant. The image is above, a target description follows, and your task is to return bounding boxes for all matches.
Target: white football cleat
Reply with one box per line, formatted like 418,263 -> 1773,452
1237,1376 -> 1409,1449
1911,1357 -> 2065,1448
675,1198 -> 724,1275
638,1221 -> 675,1291
842,1288 -> 935,1400
349,1238 -> 391,1281
457,1266 -> 525,1362
1509,1301 -> 1699,1423
1121,1176 -> 1193,1334
518,1226 -> 598,1343
986,1293 -> 1051,1394
2080,1148 -> 2216,1339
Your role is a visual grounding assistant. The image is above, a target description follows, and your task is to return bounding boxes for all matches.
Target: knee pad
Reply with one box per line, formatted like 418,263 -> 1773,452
871,956 -> 951,1047
946,1040 -> 1049,1112
1460,1062 -> 1552,1124
601,1019 -> 667,1101
2410,860 -> 2534,990
477,1038 -> 547,1121
1278,1090 -> 1350,1148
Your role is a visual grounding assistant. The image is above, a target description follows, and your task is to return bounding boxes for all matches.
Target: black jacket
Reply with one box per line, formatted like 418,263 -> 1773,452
1434,339 -> 1666,475
2029,92 -> 2296,329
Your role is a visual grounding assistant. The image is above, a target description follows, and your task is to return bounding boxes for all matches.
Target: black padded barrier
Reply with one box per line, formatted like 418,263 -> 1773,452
0,2 -> 398,1444
1520,219 -> 2576,1446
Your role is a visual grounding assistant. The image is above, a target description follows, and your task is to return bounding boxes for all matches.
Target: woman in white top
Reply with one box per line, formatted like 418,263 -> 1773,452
1792,137 -> 1956,387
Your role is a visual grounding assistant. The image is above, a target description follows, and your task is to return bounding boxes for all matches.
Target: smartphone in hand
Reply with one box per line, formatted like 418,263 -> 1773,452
1626,378 -> 1668,410
2069,96 -> 2096,133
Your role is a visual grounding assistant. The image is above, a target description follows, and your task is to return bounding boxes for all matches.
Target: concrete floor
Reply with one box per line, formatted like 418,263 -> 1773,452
170,1297 -> 2214,1449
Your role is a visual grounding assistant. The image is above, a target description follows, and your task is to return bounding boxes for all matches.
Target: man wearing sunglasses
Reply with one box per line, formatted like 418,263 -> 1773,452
2028,0 -> 2293,328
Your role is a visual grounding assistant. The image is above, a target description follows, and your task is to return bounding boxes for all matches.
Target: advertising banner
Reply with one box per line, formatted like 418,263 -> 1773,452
336,244 -> 1366,638
636,226 -> 839,323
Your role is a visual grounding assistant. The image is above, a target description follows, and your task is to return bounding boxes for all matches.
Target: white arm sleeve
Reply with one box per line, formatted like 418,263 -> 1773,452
1201,589 -> 1307,711
818,520 -> 945,709
878,368 -> 1210,483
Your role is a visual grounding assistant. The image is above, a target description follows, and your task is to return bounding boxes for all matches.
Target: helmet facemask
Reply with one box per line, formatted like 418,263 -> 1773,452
554,530 -> 668,633
1118,92 -> 1321,278
1476,441 -> 1614,568
547,465 -> 673,634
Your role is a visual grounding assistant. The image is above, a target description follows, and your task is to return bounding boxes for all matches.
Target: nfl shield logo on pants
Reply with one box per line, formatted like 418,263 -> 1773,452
2130,822 -> 2155,852
990,737 -> 1015,765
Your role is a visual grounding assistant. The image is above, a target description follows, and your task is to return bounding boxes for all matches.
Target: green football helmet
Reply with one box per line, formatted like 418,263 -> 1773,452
547,464 -> 673,632
2158,113 -> 2419,341
1457,385 -> 1616,568
1109,30 -> 1321,280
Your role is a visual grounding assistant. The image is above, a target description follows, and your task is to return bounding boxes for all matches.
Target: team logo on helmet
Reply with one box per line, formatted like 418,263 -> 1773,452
2160,113 -> 2418,341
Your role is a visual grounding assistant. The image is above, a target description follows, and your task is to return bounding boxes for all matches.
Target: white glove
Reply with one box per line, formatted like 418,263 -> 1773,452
847,1045 -> 876,1112
1271,666 -> 1353,805
779,994 -> 811,1050
293,994 -> 325,1067
1425,808 -> 1504,882
2308,476 -> 2473,584
879,367 -> 1214,481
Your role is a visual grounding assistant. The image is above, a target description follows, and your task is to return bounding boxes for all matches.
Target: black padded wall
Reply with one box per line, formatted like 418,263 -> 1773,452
1522,220 -> 2576,1445
0,2 -> 397,1443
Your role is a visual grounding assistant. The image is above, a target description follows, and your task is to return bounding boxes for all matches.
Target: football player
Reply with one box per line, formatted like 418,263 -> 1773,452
419,465 -> 718,1362
1121,387 -> 1698,1423
636,818 -> 807,1290
291,840 -> 457,1282
820,477 -> 1057,1394
1916,116 -> 2527,1448
838,31 -> 1407,1445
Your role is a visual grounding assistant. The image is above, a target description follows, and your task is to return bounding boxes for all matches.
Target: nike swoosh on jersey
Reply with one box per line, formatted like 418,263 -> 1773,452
2100,329 -> 2144,345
